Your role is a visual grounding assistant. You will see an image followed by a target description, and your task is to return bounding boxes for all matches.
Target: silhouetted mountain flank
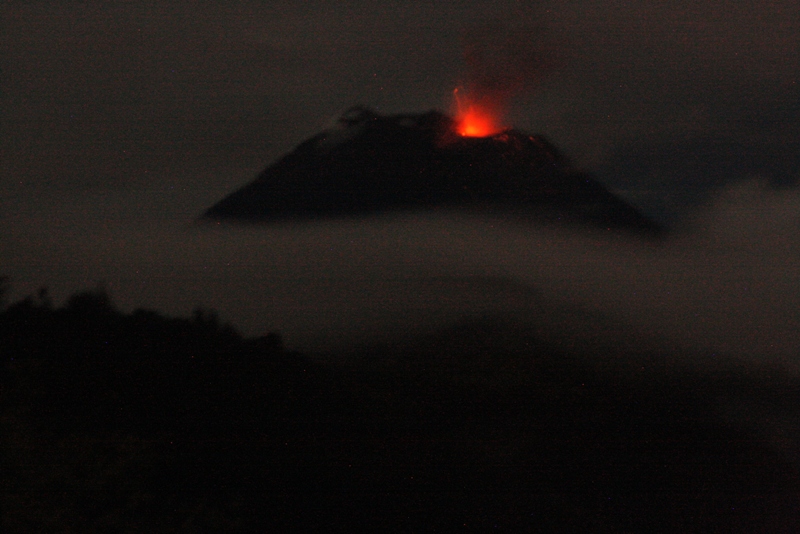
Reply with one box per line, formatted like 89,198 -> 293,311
201,107 -> 662,235
3,282 -> 798,530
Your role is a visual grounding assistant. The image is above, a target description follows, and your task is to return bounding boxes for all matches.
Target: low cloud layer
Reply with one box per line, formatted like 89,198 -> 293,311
3,181 -> 799,373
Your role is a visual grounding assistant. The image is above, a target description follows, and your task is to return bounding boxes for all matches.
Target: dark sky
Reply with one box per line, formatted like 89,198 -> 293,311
5,1 -> 798,198
2,1 -> 800,362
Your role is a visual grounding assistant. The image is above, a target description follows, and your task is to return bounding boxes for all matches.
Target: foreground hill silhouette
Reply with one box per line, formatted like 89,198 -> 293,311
201,107 -> 662,235
2,279 -> 798,531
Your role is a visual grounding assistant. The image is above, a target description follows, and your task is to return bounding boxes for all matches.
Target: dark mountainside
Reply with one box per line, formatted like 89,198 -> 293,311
201,107 -> 662,235
2,279 -> 799,531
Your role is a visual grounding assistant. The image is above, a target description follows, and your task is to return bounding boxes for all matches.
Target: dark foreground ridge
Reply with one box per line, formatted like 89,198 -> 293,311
2,279 -> 798,531
201,107 -> 663,235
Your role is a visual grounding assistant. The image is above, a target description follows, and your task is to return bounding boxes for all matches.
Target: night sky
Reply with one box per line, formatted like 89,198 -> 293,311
3,1 -> 800,362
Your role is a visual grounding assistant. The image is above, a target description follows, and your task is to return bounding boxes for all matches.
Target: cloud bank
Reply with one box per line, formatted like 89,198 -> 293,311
2,181 -> 799,373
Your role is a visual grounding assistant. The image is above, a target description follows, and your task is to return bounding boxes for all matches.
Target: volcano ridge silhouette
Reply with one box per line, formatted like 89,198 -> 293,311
201,107 -> 662,235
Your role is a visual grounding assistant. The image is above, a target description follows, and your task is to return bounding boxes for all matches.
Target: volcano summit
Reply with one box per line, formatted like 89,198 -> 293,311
201,107 -> 661,235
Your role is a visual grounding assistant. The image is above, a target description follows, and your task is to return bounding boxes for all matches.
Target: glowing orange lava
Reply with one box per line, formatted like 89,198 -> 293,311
453,88 -> 504,137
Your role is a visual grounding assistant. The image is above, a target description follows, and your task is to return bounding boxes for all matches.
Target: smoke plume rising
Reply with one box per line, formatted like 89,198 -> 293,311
453,21 -> 561,132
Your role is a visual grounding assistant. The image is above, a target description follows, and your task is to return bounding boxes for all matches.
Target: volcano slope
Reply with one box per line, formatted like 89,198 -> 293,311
201,107 -> 662,236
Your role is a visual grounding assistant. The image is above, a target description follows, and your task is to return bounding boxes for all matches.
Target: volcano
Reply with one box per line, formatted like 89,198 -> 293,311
201,107 -> 662,235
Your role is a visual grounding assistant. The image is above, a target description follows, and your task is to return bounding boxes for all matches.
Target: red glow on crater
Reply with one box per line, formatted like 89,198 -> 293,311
453,88 -> 505,137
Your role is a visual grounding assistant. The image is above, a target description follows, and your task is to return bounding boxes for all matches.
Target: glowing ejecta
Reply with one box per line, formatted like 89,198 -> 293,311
453,87 -> 506,137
